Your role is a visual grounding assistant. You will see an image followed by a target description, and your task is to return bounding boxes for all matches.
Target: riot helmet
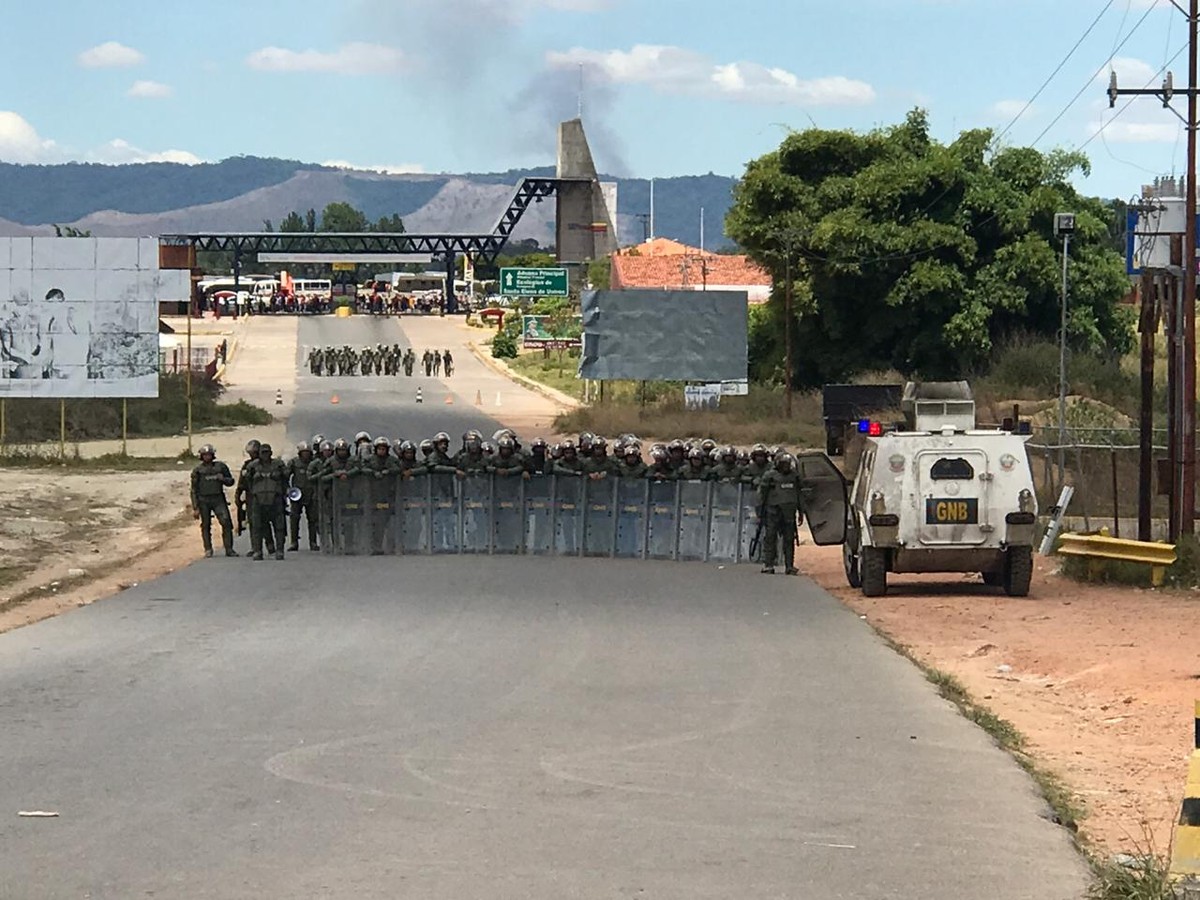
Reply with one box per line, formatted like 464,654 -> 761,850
198,444 -> 215,460
244,439 -> 261,457
420,439 -> 434,457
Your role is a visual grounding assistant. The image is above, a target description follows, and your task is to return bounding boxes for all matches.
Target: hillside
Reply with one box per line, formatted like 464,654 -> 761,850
0,157 -> 738,249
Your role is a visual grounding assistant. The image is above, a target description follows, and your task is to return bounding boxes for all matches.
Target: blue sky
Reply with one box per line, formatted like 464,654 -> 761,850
0,0 -> 1189,198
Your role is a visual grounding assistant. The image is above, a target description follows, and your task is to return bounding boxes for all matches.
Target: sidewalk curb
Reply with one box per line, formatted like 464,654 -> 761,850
467,341 -> 582,410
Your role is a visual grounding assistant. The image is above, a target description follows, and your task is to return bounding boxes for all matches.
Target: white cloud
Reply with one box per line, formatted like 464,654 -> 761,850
89,139 -> 202,165
77,41 -> 144,69
990,99 -> 1035,119
127,80 -> 172,99
246,42 -> 405,75
0,111 -> 58,162
1089,118 -> 1180,143
546,44 -> 875,106
322,159 -> 425,175
1098,56 -> 1158,87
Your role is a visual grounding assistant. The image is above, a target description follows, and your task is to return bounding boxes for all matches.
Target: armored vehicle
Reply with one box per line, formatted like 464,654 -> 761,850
842,382 -> 1038,597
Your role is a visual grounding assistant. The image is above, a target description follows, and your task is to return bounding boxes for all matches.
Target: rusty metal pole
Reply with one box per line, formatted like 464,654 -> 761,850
1139,272 -> 1156,542
1183,0 -> 1199,535
1170,274 -> 1181,542
784,247 -> 793,419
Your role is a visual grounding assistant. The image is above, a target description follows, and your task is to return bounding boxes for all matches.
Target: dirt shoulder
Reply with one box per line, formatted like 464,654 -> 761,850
796,540 -> 1195,855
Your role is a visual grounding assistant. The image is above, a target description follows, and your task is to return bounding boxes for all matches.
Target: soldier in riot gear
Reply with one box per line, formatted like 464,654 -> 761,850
361,436 -> 401,554
757,452 -> 804,576
398,440 -> 424,476
583,436 -> 616,479
287,442 -> 319,552
618,443 -> 648,478
423,349 -> 433,376
190,444 -> 238,557
577,432 -> 595,459
553,440 -> 586,476
403,349 -> 415,376
708,446 -> 744,483
353,431 -> 373,461
426,432 -> 457,473
309,439 -> 335,539
679,446 -> 709,481
488,436 -> 527,477
666,439 -> 687,471
454,430 -> 487,475
419,438 -> 435,460
743,443 -> 772,487
247,443 -> 288,561
236,439 -> 276,556
647,445 -> 676,480
525,438 -> 550,475
442,349 -> 454,377
432,349 -> 442,377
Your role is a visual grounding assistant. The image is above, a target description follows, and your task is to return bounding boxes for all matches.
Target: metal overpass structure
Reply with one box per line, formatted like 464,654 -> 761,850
160,176 -> 585,314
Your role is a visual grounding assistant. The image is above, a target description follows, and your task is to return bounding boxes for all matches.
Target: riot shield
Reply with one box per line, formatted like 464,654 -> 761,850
460,474 -> 492,554
524,474 -> 554,555
582,478 -> 617,557
553,475 -> 584,556
615,478 -> 648,559
708,481 -> 742,563
318,484 -> 336,555
332,476 -> 368,555
646,479 -> 679,560
367,475 -> 398,555
676,479 -> 711,561
398,475 -> 431,554
491,474 -> 524,554
429,473 -> 461,554
737,483 -> 762,564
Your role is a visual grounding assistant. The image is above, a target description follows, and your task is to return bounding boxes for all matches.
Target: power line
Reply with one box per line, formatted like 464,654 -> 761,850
994,0 -> 1118,144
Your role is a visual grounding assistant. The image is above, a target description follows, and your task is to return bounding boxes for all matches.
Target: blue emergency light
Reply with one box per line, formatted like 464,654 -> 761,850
857,419 -> 871,433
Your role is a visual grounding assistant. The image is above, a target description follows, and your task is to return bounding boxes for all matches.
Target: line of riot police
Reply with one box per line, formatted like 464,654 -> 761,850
307,345 -> 453,378
191,431 -> 808,572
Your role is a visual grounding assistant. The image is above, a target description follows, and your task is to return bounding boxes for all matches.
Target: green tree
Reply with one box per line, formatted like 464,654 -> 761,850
320,202 -> 369,233
726,109 -> 1134,387
374,213 -> 406,233
279,210 -> 308,233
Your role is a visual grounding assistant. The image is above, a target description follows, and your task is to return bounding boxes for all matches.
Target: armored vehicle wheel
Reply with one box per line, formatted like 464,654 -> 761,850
860,547 -> 887,597
982,571 -> 1003,587
843,529 -> 862,589
1003,547 -> 1033,597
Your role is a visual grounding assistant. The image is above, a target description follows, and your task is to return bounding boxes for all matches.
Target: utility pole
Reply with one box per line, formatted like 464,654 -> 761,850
1053,214 -> 1074,491
1109,2 -> 1199,536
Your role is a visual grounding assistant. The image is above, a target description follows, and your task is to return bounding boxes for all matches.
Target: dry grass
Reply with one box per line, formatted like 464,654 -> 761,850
555,386 -> 829,449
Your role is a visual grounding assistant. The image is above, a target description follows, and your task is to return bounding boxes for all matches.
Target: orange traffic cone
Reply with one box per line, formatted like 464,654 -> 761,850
330,395 -> 340,405
444,394 -> 454,405
475,390 -> 482,406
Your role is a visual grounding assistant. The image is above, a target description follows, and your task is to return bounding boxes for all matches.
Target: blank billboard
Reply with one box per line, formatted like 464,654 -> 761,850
577,289 -> 748,382
0,237 -> 187,398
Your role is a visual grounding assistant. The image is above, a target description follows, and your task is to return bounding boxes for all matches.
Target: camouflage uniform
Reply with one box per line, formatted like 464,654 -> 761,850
756,459 -> 804,574
247,448 -> 289,560
190,449 -> 237,557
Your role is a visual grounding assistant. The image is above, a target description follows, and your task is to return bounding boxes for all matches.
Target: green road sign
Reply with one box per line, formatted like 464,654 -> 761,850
499,267 -> 569,297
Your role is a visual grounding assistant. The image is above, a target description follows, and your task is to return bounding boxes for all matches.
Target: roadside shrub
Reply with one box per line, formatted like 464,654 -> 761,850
491,331 -> 518,359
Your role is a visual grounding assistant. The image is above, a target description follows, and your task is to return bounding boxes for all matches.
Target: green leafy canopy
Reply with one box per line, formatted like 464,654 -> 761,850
726,109 -> 1135,387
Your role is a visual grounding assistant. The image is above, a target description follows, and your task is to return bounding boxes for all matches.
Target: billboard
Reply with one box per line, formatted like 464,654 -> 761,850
521,314 -> 582,349
577,289 -> 748,382
0,237 -> 185,398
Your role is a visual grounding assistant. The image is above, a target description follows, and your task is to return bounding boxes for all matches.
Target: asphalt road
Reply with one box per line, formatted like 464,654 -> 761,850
0,314 -> 1088,899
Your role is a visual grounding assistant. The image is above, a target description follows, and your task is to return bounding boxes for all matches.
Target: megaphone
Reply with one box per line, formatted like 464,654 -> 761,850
287,487 -> 302,502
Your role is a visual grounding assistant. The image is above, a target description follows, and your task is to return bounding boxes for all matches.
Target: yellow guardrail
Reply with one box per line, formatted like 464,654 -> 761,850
335,305 -> 353,318
1056,531 -> 1176,587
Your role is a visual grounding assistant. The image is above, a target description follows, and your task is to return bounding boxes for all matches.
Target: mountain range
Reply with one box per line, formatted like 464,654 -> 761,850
0,157 -> 738,250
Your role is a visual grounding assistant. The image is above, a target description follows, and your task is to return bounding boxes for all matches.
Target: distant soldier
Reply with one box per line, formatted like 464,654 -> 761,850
454,430 -> 488,475
432,349 -> 442,377
403,349 -> 415,377
309,439 -> 335,541
442,349 -> 454,377
665,439 -> 687,472
756,452 -> 804,576
287,442 -> 319,552
247,443 -> 289,561
423,349 -> 433,377
397,440 -> 424,477
190,444 -> 238,558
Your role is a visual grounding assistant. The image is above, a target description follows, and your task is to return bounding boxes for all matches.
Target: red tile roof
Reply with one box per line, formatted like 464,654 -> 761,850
611,239 -> 772,300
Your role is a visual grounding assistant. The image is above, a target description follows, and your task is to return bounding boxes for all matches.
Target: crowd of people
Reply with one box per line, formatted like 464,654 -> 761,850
191,432 -> 807,573
306,346 -> 454,377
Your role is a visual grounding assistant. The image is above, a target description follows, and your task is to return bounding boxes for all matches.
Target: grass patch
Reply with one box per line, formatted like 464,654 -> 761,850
0,564 -> 34,590
555,385 -> 829,448
1086,848 -> 1174,900
0,450 -> 194,471
508,351 -> 585,399
0,373 -> 271,444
